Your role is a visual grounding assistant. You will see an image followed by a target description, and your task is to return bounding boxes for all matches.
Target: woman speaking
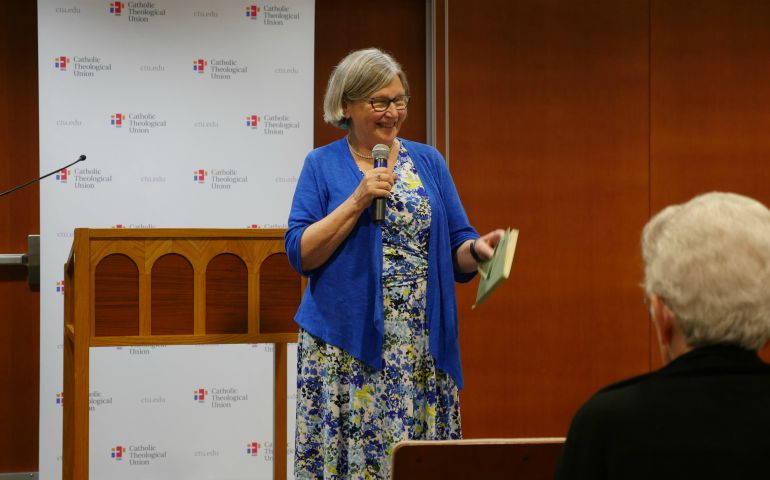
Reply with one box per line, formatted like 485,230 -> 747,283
285,47 -> 503,479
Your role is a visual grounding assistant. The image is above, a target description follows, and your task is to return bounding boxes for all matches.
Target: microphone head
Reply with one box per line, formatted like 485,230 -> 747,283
78,154 -> 87,161
372,144 -> 389,164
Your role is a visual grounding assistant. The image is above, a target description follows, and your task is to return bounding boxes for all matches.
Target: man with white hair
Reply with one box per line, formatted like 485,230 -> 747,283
555,192 -> 770,479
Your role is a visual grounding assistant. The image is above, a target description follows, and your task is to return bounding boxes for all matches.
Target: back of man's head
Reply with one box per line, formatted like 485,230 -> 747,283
642,192 -> 770,351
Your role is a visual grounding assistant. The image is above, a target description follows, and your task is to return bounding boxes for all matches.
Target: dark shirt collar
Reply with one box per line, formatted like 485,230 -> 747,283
662,343 -> 767,376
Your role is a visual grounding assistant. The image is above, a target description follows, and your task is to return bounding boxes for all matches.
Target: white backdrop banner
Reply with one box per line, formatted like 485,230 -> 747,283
38,1 -> 312,478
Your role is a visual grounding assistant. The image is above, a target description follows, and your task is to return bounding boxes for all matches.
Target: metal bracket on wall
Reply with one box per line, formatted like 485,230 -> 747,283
0,234 -> 40,286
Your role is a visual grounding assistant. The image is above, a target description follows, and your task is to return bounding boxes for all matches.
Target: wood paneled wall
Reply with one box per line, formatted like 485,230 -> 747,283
447,0 -> 651,437
0,1 -> 40,473
651,0 -> 770,211
447,0 -> 770,438
313,0 -> 427,148
650,0 -> 770,366
4,0 -> 770,472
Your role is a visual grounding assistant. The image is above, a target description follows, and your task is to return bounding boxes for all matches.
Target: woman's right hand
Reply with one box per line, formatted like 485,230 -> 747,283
351,167 -> 397,210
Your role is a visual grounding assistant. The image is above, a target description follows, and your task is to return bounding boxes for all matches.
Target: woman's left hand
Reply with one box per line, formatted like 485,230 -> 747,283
473,229 -> 506,262
456,229 -> 506,273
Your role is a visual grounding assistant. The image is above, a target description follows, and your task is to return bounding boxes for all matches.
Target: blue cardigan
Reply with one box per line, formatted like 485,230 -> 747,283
285,137 -> 478,388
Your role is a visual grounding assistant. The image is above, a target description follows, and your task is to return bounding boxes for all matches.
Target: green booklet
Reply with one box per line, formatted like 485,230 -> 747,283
473,228 -> 519,309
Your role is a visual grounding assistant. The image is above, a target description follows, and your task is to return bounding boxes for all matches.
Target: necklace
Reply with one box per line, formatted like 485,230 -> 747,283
346,136 -> 373,159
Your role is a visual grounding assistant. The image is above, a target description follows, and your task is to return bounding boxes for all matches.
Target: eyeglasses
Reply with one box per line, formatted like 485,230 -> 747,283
369,95 -> 410,112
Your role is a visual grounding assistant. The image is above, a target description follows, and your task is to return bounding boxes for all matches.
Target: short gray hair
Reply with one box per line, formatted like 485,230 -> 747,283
642,192 -> 770,350
323,48 -> 410,128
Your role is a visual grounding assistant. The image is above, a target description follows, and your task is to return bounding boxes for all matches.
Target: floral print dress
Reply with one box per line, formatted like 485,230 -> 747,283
294,143 -> 462,479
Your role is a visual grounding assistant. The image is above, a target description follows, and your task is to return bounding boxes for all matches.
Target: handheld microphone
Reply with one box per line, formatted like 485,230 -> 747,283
0,155 -> 86,198
372,144 -> 390,224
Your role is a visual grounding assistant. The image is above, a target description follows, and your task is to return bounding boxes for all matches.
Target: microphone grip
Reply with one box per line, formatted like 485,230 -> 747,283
373,156 -> 387,224
374,197 -> 386,224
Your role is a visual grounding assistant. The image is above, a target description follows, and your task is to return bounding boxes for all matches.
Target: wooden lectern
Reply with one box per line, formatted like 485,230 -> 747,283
63,228 -> 302,480
391,438 -> 565,480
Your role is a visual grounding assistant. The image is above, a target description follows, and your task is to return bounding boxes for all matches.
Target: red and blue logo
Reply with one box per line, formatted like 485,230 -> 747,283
111,113 -> 124,127
112,224 -> 126,229
246,442 -> 260,456
56,392 -> 64,406
246,5 -> 260,19
193,59 -> 207,74
56,280 -> 65,294
246,224 -> 260,229
109,2 -> 124,16
56,169 -> 69,183
111,446 -> 124,460
246,115 -> 260,129
193,388 -> 208,402
54,56 -> 69,71
193,169 -> 208,183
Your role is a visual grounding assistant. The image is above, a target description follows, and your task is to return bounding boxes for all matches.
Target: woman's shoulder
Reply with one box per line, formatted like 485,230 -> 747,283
301,138 -> 350,179
306,137 -> 347,163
